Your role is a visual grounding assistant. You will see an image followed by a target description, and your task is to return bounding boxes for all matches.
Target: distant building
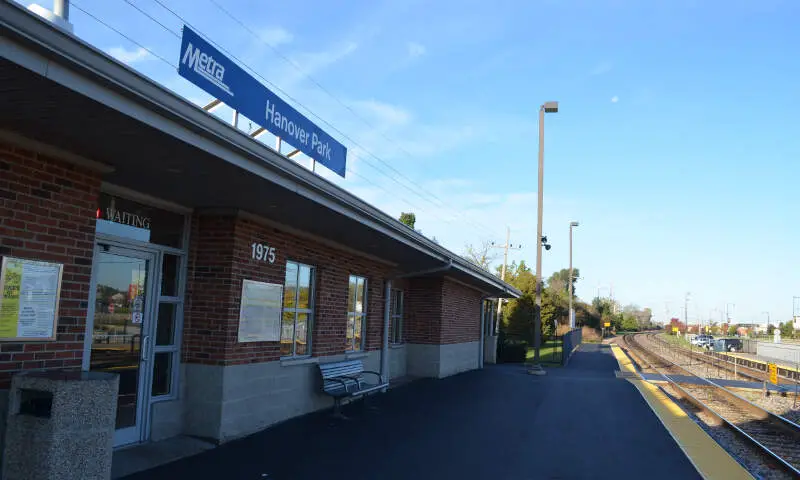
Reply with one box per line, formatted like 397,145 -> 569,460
736,323 -> 761,336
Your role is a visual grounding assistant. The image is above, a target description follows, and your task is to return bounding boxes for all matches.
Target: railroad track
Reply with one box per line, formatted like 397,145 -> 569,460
620,333 -> 800,477
644,333 -> 798,387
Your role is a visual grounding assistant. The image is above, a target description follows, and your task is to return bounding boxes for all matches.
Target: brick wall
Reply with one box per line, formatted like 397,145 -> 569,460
441,279 -> 482,344
0,142 -> 101,388
183,212 -> 394,366
404,277 -> 483,345
182,215 -> 238,365
405,277 -> 443,344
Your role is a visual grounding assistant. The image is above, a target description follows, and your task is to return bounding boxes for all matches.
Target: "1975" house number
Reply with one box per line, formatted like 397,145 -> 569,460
251,242 -> 276,263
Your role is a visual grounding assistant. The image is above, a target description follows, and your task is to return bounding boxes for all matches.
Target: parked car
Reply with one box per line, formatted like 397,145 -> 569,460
689,335 -> 705,346
713,338 -> 742,352
691,335 -> 715,348
701,335 -> 715,348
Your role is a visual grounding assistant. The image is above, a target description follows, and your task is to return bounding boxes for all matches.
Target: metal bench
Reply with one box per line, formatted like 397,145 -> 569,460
318,359 -> 388,418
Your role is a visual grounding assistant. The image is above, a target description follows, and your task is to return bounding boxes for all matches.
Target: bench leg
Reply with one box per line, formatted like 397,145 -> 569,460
363,394 -> 379,412
332,398 -> 349,420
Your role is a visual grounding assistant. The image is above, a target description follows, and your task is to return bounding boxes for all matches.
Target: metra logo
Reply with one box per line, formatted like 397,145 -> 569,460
181,42 -> 233,96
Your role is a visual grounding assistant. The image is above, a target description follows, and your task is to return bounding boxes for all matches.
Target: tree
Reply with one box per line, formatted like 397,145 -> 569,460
619,313 -> 639,332
399,212 -> 416,229
547,268 -> 580,299
463,241 -> 497,271
727,324 -> 737,336
665,317 -> 685,334
779,321 -> 794,338
767,324 -> 776,335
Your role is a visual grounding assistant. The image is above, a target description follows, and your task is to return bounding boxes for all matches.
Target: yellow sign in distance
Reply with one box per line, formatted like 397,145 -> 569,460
768,363 -> 778,385
604,322 -> 611,328
672,327 -> 679,333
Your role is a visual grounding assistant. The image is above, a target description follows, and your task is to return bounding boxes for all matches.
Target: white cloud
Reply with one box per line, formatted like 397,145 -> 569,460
258,27 -> 293,47
590,62 -> 612,76
611,96 -> 619,103
294,42 -> 358,75
106,46 -> 151,65
350,99 -> 412,127
407,42 -> 427,59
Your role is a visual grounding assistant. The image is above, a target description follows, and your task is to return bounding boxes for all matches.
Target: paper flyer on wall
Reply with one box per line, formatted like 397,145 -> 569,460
238,279 -> 283,343
0,257 -> 63,341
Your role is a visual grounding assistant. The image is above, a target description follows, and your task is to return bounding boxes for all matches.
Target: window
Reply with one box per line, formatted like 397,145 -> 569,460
391,289 -> 404,344
152,253 -> 184,398
347,275 -> 367,351
282,261 -> 315,357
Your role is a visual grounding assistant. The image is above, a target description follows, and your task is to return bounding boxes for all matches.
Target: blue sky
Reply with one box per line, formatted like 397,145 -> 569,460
17,0 -> 800,326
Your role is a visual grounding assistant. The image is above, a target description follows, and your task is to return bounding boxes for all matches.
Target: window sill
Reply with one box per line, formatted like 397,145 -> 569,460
150,394 -> 178,404
345,351 -> 368,360
390,343 -> 406,349
280,356 -> 319,367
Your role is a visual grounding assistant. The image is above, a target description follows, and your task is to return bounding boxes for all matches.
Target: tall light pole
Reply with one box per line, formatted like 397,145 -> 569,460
532,101 -> 558,371
569,221 -> 579,329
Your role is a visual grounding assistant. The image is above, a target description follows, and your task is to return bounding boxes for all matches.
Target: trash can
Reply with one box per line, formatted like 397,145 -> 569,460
2,370 -> 119,480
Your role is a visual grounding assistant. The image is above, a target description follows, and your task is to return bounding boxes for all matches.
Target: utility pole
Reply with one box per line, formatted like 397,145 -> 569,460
491,226 -> 521,333
793,296 -> 800,329
684,292 -> 690,332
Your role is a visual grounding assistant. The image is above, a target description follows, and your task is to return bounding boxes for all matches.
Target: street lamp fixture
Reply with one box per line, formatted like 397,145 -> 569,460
531,101 -> 559,374
543,101 -> 559,113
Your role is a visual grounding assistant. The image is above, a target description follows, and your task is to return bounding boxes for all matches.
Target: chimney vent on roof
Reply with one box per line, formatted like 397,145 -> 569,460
28,1 -> 74,34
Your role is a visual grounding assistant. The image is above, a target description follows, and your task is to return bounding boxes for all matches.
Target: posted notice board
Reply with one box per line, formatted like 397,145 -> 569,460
238,279 -> 282,343
0,257 -> 63,341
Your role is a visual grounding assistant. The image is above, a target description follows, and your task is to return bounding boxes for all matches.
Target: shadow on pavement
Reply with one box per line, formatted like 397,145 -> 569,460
122,344 -> 701,480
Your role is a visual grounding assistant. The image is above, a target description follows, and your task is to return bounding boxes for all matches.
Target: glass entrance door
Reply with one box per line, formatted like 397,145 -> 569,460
87,246 -> 156,446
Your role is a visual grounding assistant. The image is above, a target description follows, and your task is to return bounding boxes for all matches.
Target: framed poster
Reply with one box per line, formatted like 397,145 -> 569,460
0,257 -> 63,341
238,279 -> 283,343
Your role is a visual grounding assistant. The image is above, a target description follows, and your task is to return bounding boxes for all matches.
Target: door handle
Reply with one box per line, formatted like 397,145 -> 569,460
141,335 -> 151,361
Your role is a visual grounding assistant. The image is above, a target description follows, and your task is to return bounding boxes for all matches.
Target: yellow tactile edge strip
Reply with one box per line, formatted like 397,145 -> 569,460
609,344 -> 754,480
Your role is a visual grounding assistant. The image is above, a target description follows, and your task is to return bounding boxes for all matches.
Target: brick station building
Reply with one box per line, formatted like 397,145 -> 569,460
0,2 -> 518,451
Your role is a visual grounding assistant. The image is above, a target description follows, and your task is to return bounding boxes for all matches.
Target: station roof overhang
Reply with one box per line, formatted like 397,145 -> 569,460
0,2 -> 520,299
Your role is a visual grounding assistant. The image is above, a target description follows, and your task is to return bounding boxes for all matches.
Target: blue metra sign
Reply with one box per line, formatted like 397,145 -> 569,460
178,26 -> 347,177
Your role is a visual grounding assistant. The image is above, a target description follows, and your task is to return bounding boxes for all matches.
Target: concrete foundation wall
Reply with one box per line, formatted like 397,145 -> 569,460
149,365 -> 187,442
183,351 -> 383,443
389,345 -> 407,379
483,335 -> 498,364
440,341 -> 481,377
406,341 -> 480,378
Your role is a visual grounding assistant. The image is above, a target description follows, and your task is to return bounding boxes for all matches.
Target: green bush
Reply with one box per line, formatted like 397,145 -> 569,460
497,338 -> 528,363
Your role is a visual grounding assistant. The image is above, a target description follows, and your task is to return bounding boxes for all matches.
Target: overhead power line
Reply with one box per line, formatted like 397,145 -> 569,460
72,1 -> 177,68
74,0 -> 438,228
205,0 -> 498,238
147,0 -> 497,239
82,0 -> 497,241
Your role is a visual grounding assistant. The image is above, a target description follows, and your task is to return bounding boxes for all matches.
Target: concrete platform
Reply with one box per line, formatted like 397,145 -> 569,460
120,343 -> 708,480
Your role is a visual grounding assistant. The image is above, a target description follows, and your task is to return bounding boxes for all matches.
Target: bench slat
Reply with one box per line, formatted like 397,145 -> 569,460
318,359 -> 387,401
319,360 -> 364,380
